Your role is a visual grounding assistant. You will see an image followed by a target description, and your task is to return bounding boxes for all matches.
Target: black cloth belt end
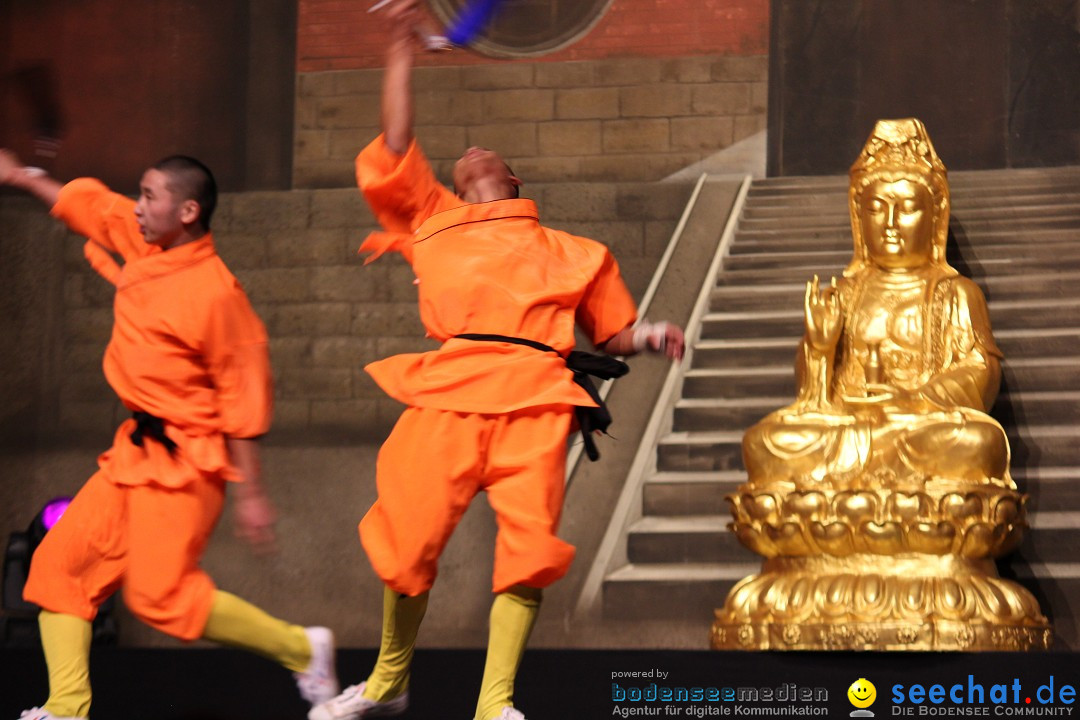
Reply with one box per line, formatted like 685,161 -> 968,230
130,411 -> 178,456
454,333 -> 629,461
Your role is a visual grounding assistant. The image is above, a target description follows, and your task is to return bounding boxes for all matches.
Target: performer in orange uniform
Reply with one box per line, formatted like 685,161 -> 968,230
310,4 -> 684,720
0,150 -> 339,720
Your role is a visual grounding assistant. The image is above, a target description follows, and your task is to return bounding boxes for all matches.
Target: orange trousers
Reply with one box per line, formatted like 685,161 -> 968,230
23,468 -> 224,641
360,405 -> 576,597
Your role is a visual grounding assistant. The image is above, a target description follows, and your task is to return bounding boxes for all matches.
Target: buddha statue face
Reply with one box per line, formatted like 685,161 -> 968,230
859,176 -> 935,271
846,119 -> 955,279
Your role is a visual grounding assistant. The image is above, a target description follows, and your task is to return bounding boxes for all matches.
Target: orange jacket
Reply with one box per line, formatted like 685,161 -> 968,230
51,179 -> 272,487
356,135 -> 637,414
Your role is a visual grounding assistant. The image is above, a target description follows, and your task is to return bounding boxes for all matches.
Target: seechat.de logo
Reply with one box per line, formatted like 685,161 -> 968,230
850,678 -> 878,717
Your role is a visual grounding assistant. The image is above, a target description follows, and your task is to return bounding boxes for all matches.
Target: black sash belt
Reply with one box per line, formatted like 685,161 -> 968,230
454,333 -> 629,461
130,411 -> 178,455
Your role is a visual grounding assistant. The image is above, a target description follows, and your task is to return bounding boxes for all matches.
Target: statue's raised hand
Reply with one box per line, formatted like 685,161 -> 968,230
804,275 -> 842,353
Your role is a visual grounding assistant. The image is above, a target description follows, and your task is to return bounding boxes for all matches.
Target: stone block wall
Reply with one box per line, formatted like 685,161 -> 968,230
295,56 -> 768,188
47,181 -> 695,447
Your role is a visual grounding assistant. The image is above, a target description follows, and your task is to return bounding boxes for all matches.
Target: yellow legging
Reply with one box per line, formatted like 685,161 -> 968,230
362,584 -> 540,720
476,586 -> 541,720
201,590 -> 312,673
363,586 -> 429,701
39,611 -> 92,718
38,591 -> 311,718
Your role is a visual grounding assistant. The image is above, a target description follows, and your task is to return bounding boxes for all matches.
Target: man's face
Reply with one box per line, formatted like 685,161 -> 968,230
859,178 -> 935,271
134,169 -> 193,248
452,146 -> 519,201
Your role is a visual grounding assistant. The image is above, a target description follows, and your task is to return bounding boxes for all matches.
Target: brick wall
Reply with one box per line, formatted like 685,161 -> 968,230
297,0 -> 769,72
48,181 -> 694,445
294,0 -> 769,188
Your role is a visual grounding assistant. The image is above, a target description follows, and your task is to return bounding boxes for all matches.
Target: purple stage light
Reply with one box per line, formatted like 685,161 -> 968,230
41,497 -> 72,531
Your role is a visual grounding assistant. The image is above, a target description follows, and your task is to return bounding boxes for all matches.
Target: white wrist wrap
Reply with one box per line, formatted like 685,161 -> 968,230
632,320 -> 669,353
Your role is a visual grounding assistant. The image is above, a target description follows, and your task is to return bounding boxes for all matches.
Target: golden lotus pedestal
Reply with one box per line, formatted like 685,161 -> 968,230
711,484 -> 1052,651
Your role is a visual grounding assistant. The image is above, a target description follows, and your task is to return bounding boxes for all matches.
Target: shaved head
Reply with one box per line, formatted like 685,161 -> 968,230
152,155 -> 217,230
452,146 -> 521,203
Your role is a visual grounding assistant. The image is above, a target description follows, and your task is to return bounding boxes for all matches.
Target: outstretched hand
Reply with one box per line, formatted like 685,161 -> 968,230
373,0 -> 425,41
603,320 -> 686,360
382,0 -> 422,21
0,149 -> 24,185
0,148 -> 61,205
649,322 -> 685,361
372,0 -> 451,51
224,436 -> 277,554
233,487 -> 278,555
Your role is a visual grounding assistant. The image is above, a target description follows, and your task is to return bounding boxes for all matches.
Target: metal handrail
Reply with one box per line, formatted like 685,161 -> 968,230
573,173 -> 754,617
564,173 -> 710,485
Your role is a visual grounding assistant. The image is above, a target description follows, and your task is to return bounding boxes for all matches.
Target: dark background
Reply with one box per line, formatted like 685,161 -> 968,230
768,0 -> 1080,175
0,0 -> 296,192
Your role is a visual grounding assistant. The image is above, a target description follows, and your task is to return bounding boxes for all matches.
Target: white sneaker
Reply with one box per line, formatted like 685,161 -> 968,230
295,627 -> 341,705
308,682 -> 408,720
494,708 -> 526,720
18,709 -> 85,720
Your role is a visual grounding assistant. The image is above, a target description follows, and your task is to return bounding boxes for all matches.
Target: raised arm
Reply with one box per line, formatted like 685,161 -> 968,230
380,0 -> 424,154
0,149 -> 61,207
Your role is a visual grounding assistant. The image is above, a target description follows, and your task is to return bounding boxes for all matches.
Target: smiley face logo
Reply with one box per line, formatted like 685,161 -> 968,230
848,678 -> 877,709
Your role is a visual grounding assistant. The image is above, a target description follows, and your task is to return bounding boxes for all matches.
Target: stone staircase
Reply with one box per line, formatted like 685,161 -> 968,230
600,166 -> 1080,646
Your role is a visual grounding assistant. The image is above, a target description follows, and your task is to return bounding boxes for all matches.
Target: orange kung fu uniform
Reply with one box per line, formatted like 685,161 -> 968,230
23,178 -> 272,641
356,135 -> 637,596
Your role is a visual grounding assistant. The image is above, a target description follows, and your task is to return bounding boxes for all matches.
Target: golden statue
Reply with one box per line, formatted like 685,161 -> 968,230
712,119 -> 1051,651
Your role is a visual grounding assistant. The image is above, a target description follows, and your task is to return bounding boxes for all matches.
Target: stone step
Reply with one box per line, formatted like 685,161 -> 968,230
709,272 -> 1080,310
742,196 -> 1080,221
745,186 -> 1080,210
625,510 -> 1080,565
641,467 -> 1080,518
640,467 -> 1080,518
686,338 -> 799,369
700,299 -> 1080,339
601,562 -> 758,620
657,430 -> 745,472
979,360 -> 1069,388
730,226 -> 1080,251
1020,513 -> 1080,561
681,359 -> 1080,397
736,208 -> 1080,233
724,241 -> 1080,270
692,329 -> 1080,369
672,396 -> 786,431
626,515 -> 748,564
682,366 -> 795,398
737,213 -> 1080,237
715,257 -> 1080,286
601,561 -> 1080,622
673,392 -> 1080,433
641,470 -> 746,516
1017,467 -> 1080,511
749,167 -> 1080,193
655,425 -> 1080,473
994,392 -> 1080,428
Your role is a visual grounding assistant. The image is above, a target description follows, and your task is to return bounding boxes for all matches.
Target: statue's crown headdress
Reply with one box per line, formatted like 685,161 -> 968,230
850,118 -> 947,179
